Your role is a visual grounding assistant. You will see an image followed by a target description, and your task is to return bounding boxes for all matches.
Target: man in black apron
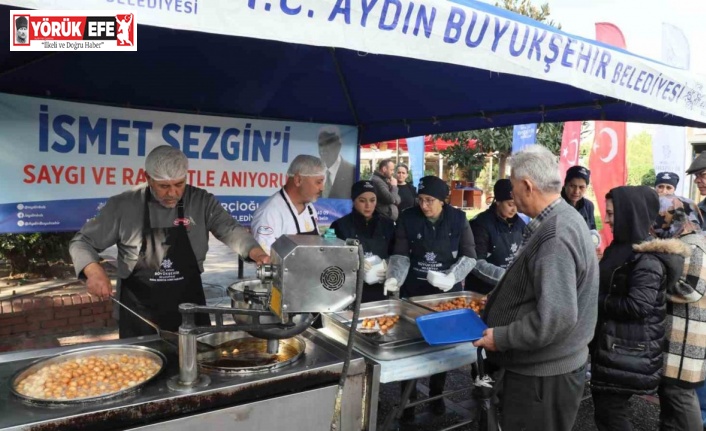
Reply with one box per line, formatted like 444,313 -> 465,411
70,146 -> 269,338
118,195 -> 211,337
385,176 -> 478,419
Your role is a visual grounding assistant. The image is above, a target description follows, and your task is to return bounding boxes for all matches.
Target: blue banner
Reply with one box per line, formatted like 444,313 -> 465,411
0,93 -> 358,233
406,136 -> 425,188
512,124 -> 537,153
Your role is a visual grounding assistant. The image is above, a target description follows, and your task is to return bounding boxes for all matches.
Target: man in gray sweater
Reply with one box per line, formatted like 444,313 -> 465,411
474,145 -> 599,431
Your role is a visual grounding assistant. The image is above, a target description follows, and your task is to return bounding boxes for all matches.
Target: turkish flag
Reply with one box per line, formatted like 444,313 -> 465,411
591,23 -> 628,251
559,121 -> 582,177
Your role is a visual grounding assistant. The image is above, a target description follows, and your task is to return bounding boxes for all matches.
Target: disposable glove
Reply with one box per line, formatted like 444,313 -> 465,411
364,256 -> 386,285
383,278 -> 399,295
375,260 -> 388,283
427,256 -> 477,291
427,271 -> 456,292
386,255 -> 411,284
471,260 -> 506,286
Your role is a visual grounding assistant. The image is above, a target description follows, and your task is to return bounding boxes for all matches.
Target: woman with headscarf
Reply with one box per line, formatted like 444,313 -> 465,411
652,195 -> 706,431
384,175 -> 477,419
329,180 -> 395,303
590,186 -> 686,431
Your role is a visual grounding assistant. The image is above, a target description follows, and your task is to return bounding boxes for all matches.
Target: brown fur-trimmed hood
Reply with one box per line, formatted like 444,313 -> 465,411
633,238 -> 690,257
633,238 -> 688,291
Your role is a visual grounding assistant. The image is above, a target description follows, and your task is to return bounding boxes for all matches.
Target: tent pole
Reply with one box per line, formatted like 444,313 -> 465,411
329,48 -> 360,127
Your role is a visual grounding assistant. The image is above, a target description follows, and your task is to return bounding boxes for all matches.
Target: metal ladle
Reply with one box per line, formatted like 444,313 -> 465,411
111,297 -> 213,353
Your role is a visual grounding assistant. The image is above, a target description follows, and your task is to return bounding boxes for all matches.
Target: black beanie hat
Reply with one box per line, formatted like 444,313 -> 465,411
654,172 -> 679,188
565,166 -> 590,185
417,176 -> 449,201
15,16 -> 28,29
493,179 -> 513,202
351,180 -> 376,200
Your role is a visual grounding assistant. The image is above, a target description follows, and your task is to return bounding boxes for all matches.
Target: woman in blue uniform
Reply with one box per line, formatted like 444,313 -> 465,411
466,179 -> 526,294
385,176 -> 477,418
329,180 -> 395,303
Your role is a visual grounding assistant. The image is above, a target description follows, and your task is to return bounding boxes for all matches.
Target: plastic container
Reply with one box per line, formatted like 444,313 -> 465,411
415,309 -> 487,345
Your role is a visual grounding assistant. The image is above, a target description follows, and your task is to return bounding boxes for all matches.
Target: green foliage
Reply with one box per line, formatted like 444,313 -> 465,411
439,140 -> 487,181
495,0 -> 561,28
360,164 -> 372,181
625,131 -> 654,186
0,232 -> 75,275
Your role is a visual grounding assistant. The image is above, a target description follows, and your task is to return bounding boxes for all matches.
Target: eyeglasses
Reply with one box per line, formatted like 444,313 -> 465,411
419,197 -> 438,207
695,171 -> 706,181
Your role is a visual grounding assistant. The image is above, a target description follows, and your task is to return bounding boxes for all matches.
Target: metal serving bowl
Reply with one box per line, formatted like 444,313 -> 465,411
10,345 -> 166,406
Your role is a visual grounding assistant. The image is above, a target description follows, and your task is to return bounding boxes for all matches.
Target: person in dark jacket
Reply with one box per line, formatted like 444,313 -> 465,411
652,195 -> 706,431
370,159 -> 401,221
686,152 -> 706,229
654,172 -> 680,197
384,175 -> 477,419
561,165 -> 597,230
466,179 -> 525,294
591,186 -> 685,431
395,163 -> 417,213
329,180 -> 395,303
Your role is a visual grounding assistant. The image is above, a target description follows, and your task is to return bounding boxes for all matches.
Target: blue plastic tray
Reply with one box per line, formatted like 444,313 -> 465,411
415,309 -> 488,345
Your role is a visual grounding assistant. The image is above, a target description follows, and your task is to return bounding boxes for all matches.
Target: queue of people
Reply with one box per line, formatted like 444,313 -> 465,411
69,143 -> 706,431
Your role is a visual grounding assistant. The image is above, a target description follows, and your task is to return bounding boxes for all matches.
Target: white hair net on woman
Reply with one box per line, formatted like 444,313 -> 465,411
145,145 -> 188,181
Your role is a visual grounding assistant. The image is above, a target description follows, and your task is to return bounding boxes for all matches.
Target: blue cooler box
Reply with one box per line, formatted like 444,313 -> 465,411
416,309 -> 488,345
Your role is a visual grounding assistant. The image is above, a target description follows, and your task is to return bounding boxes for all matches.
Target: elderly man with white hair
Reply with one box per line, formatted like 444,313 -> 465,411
473,145 -> 599,431
251,154 -> 326,255
70,145 -> 269,338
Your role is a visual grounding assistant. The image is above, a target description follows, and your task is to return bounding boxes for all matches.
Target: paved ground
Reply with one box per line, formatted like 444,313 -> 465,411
373,365 -> 661,431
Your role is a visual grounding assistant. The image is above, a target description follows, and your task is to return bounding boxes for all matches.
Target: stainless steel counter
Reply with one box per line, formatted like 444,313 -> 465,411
0,330 -> 368,431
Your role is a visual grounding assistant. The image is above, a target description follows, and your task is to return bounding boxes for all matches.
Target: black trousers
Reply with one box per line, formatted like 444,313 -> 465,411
658,382 -> 703,431
592,391 -> 633,431
501,365 -> 586,431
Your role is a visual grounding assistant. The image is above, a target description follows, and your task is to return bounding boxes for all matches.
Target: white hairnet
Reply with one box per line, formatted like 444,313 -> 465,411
145,146 -> 188,181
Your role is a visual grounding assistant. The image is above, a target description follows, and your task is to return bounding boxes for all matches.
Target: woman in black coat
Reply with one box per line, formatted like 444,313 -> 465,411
329,180 -> 395,303
591,186 -> 685,431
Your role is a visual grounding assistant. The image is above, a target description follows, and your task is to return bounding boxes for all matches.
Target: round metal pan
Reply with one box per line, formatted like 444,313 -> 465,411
197,334 -> 305,375
10,345 -> 166,407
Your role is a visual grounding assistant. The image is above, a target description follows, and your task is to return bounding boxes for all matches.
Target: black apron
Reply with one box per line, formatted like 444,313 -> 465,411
466,211 -> 524,294
333,213 -> 391,302
118,192 -> 210,338
280,189 -> 319,235
402,210 -> 462,298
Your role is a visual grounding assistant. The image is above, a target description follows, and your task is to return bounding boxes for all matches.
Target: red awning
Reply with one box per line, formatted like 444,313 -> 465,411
361,136 -> 476,152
